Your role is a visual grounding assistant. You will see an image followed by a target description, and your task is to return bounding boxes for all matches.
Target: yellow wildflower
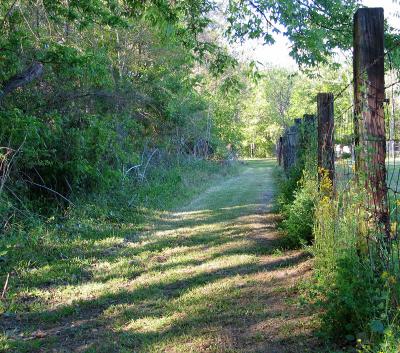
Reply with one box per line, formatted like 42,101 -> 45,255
381,271 -> 389,279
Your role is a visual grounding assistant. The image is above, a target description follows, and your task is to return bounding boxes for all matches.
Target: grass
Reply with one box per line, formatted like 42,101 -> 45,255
0,159 -> 321,353
335,157 -> 400,191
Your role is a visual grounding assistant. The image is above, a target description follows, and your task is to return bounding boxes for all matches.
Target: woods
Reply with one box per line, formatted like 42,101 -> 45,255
0,0 -> 349,219
0,1 -> 234,215
2,1 -> 400,352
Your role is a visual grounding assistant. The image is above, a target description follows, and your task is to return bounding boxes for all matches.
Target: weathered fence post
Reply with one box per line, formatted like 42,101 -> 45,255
353,7 -> 389,235
302,114 -> 316,154
281,121 -> 297,173
317,93 -> 335,189
277,136 -> 283,166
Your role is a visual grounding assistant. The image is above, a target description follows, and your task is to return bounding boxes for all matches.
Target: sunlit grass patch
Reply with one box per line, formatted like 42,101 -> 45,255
0,160 -> 318,352
124,312 -> 186,334
172,276 -> 244,311
90,258 -> 143,282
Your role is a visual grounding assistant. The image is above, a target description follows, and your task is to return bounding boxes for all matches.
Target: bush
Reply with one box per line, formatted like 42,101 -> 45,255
275,123 -> 400,351
275,165 -> 304,208
341,152 -> 351,159
0,109 -> 132,200
362,327 -> 400,353
280,170 -> 318,247
275,126 -> 318,248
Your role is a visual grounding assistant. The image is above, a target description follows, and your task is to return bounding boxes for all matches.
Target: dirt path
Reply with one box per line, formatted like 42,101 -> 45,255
1,160 -> 320,352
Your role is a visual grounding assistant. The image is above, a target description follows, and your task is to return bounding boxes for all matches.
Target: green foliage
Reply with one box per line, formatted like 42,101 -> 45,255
0,109 -> 133,206
311,188 -> 395,346
276,165 -> 304,209
237,65 -> 352,158
277,128 -> 399,351
317,252 -> 386,340
360,327 -> 400,353
240,68 -> 295,157
280,171 -> 318,247
226,0 -> 360,67
0,0 -> 247,224
275,115 -> 318,247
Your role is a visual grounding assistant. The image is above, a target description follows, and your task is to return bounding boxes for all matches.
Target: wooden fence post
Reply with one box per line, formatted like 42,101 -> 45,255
292,119 -> 302,167
302,114 -> 316,149
317,93 -> 335,189
353,7 -> 389,234
277,136 -> 283,166
303,114 -> 316,125
281,122 -> 297,173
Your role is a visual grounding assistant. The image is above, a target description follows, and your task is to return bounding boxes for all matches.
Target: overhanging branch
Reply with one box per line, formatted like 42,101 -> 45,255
0,61 -> 44,101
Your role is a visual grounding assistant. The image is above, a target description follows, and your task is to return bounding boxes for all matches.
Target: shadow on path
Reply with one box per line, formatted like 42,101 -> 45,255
1,160 -> 322,353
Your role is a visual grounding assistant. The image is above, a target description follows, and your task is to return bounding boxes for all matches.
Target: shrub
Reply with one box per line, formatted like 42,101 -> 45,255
280,170 -> 318,247
275,125 -> 318,247
275,164 -> 304,208
362,327 -> 400,353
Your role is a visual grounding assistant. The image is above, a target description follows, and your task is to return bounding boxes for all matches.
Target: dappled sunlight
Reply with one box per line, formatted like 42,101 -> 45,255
27,251 -> 259,311
151,222 -> 229,239
43,279 -> 123,308
1,161 -> 318,352
172,275 -> 246,309
167,209 -> 214,221
124,313 -> 186,334
90,258 -> 143,282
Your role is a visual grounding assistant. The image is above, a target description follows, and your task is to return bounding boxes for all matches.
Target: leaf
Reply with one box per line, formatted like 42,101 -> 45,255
370,320 -> 384,334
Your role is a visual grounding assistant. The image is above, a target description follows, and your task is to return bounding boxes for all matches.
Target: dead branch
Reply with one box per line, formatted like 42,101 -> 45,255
24,180 -> 75,206
139,149 -> 159,182
0,138 -> 26,195
0,61 -> 43,101
124,148 -> 159,182
1,273 -> 10,299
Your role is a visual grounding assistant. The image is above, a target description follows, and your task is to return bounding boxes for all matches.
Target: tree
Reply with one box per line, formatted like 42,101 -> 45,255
225,0 -> 359,67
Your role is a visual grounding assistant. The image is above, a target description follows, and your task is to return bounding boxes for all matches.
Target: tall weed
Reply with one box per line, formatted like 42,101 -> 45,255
312,185 -> 398,348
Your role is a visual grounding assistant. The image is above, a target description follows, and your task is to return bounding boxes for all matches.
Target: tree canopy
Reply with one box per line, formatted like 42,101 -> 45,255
0,0 -> 397,213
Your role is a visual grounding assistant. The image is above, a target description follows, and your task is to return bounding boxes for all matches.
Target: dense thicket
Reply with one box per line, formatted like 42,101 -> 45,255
2,0 -> 389,221
0,1 -> 245,221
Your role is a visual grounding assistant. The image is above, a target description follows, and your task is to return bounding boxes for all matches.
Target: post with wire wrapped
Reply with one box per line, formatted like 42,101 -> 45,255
353,7 -> 390,239
276,136 -> 283,166
317,93 -> 335,194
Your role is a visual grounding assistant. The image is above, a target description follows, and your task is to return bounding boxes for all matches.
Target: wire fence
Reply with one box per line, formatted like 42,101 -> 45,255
277,9 -> 400,300
382,63 -> 400,276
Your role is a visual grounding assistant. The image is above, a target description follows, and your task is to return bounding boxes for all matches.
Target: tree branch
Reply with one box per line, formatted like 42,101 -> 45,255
0,61 -> 44,101
0,0 -> 18,30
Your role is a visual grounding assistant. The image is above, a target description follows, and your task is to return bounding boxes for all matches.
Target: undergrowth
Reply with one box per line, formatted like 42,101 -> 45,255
0,159 -> 239,315
275,130 -> 400,352
278,169 -> 318,248
315,182 -> 400,352
277,173 -> 400,351
275,120 -> 318,248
